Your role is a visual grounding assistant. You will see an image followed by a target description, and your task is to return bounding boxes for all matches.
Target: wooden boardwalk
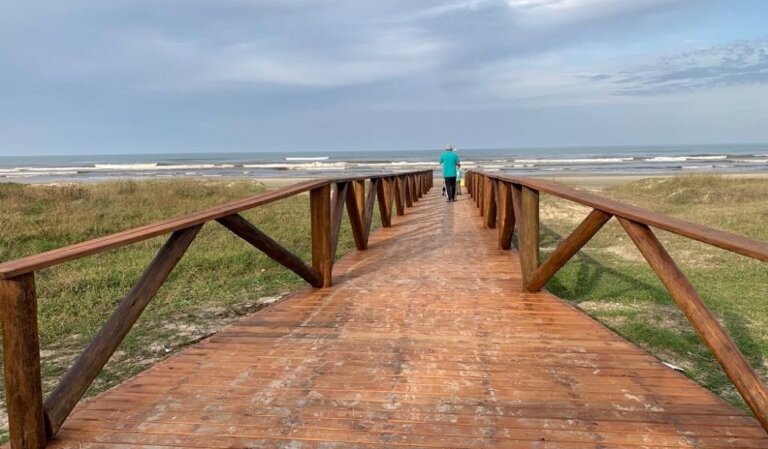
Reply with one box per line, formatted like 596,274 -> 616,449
47,187 -> 768,448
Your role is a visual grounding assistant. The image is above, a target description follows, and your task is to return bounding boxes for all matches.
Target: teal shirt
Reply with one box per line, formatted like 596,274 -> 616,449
439,151 -> 460,177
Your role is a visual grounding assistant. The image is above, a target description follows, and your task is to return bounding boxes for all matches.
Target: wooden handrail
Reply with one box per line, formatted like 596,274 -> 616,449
0,172 -> 433,280
0,170 -> 433,449
470,172 -> 768,262
466,169 -> 768,433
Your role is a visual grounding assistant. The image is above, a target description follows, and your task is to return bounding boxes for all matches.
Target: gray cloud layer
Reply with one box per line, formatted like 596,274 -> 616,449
612,39 -> 768,95
1,0 -> 767,153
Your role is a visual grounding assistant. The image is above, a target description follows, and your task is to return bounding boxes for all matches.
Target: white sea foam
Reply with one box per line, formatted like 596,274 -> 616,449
513,158 -> 633,164
734,159 -> 768,164
243,162 -> 348,170
689,155 -> 728,160
4,166 -> 93,173
645,156 -> 689,162
354,161 -> 430,167
0,170 -> 80,177
285,156 -> 329,161
93,163 -> 235,170
94,163 -> 160,170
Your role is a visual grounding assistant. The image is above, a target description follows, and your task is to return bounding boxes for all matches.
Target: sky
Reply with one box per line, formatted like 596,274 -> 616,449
1,0 -> 768,155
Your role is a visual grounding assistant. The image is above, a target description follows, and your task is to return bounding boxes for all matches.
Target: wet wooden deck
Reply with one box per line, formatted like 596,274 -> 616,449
49,187 -> 768,448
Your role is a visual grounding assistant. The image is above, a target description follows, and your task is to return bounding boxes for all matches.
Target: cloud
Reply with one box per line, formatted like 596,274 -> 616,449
609,39 -> 768,95
0,0 -> 694,92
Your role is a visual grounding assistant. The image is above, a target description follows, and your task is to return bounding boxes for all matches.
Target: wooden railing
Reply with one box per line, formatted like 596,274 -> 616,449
0,170 -> 433,449
466,170 -> 768,432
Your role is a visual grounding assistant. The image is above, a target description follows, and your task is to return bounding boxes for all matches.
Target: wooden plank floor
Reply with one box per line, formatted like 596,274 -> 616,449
49,186 -> 768,448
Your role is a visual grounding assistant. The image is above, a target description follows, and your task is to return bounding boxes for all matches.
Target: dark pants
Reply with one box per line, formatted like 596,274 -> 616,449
445,177 -> 457,200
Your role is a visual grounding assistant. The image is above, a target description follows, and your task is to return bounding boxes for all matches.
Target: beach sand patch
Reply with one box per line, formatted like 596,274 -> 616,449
603,244 -> 646,262
540,200 -> 592,224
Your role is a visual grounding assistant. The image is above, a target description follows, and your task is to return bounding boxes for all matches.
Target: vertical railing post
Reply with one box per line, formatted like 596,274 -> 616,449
467,173 -> 472,197
479,175 -> 486,215
352,180 -> 365,217
483,177 -> 497,229
405,176 -> 414,207
377,177 -> 393,228
520,186 -> 540,290
478,175 -> 485,211
310,185 -> 333,287
416,174 -> 422,198
395,176 -> 405,216
497,181 -> 515,249
1,273 -> 47,449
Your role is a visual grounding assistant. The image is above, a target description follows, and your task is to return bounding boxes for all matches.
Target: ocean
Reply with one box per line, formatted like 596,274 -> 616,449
1,143 -> 767,183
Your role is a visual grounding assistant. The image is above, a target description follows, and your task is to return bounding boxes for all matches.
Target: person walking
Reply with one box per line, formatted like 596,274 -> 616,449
439,145 -> 461,202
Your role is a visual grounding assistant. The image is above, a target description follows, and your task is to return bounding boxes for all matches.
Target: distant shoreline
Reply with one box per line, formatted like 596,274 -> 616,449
7,170 -> 768,191
1,143 -> 766,184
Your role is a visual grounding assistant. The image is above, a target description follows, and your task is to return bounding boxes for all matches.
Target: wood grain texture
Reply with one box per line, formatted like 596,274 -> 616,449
363,179 -> 378,244
469,172 -> 768,262
618,217 -> 768,431
497,181 -> 515,250
394,176 -> 405,216
510,183 -> 523,240
352,180 -> 366,222
476,175 -> 483,212
376,178 -> 392,228
527,209 -> 612,292
310,185 -> 333,288
45,189 -> 768,448
405,175 -> 414,207
483,177 -> 497,229
329,182 -> 348,263
217,214 -> 322,288
44,225 -> 202,436
520,186 -> 540,290
0,273 -> 46,449
345,182 -> 367,251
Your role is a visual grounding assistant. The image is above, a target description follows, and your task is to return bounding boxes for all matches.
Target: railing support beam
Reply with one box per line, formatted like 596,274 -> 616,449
44,224 -> 202,436
377,177 -> 394,228
483,177 -> 497,229
330,182 -> 348,262
394,176 -> 405,216
618,217 -> 768,431
527,209 -> 612,292
217,214 -> 322,288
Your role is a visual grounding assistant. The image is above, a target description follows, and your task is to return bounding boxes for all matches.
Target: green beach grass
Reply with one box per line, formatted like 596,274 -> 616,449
0,174 -> 766,440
